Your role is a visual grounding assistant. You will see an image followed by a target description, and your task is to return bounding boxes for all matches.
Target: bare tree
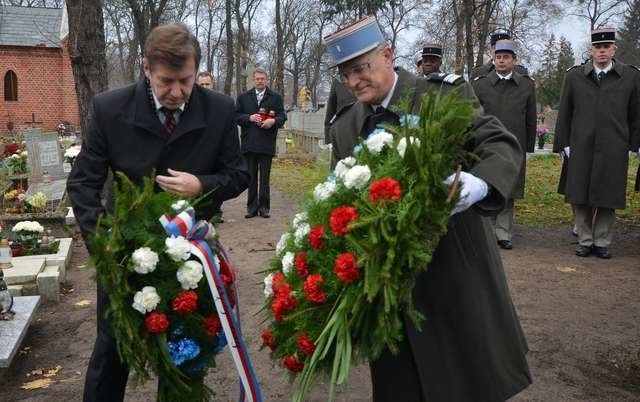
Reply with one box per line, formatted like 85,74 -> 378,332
570,0 -> 627,29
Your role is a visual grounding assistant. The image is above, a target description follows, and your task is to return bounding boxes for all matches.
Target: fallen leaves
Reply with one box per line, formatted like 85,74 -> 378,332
74,299 -> 92,307
557,266 -> 577,273
21,378 -> 53,390
21,366 -> 63,390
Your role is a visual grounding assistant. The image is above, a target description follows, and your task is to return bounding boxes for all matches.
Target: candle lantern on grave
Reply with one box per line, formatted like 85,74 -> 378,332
0,269 -> 14,320
0,238 -> 13,269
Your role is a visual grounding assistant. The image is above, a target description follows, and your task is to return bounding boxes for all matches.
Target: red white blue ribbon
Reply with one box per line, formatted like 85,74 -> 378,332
160,208 -> 262,402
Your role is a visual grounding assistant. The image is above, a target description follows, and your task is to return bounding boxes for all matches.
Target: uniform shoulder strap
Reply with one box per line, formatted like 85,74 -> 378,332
427,72 -> 465,85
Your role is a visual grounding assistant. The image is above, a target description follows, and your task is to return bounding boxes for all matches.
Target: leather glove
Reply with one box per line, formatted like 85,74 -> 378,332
443,171 -> 489,215
563,146 -> 570,158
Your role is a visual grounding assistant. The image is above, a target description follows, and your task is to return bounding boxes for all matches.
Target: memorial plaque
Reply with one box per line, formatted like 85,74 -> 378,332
24,129 -> 66,182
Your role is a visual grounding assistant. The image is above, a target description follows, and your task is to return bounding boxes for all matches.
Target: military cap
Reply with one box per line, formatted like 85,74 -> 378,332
490,30 -> 511,45
591,28 -> 616,44
422,43 -> 443,58
414,51 -> 423,66
323,15 -> 386,68
494,39 -> 517,55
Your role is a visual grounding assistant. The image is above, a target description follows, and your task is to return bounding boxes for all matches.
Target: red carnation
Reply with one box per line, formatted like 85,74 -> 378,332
296,333 -> 316,356
261,329 -> 278,351
172,290 -> 198,314
329,206 -> 358,236
295,252 -> 309,277
144,311 -> 169,334
309,225 -> 325,250
272,272 -> 287,293
283,355 -> 304,372
271,286 -> 298,320
219,258 -> 236,287
369,177 -> 402,203
303,273 -> 326,303
334,252 -> 360,283
203,315 -> 222,337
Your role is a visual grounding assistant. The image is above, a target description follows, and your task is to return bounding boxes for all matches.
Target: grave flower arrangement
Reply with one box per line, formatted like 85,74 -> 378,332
3,188 -> 27,214
26,191 -> 47,212
7,151 -> 28,175
63,145 -> 81,164
12,220 -> 44,249
89,174 -> 260,402
260,90 -> 477,401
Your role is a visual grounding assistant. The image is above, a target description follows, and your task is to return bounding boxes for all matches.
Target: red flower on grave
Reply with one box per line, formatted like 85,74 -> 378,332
309,225 -> 325,250
369,177 -> 402,204
296,333 -> 316,356
203,315 -> 222,337
303,273 -> 326,303
329,206 -> 358,236
295,252 -> 309,277
261,329 -> 278,351
283,355 -> 304,372
172,290 -> 198,314
219,258 -> 236,287
334,252 -> 360,284
144,311 -> 169,334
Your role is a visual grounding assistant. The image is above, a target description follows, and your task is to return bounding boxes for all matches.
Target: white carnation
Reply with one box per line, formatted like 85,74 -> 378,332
64,145 -> 81,159
12,221 -> 44,233
343,165 -> 371,189
131,247 -> 159,274
281,252 -> 295,275
264,273 -> 274,298
171,199 -> 190,211
294,223 -> 310,246
365,130 -> 394,154
131,286 -> 161,314
176,260 -> 204,289
292,212 -> 307,228
397,136 -> 421,158
313,181 -> 337,202
164,235 -> 191,261
275,233 -> 290,256
334,156 -> 356,180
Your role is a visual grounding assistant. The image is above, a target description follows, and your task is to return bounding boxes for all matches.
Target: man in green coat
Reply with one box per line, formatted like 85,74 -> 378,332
472,40 -> 537,249
325,16 -> 531,402
555,28 -> 640,258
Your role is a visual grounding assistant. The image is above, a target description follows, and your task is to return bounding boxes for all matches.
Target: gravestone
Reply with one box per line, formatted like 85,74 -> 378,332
0,295 -> 41,367
24,129 -> 67,202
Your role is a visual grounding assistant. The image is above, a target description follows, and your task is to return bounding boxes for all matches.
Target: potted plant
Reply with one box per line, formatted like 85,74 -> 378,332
536,125 -> 550,149
11,221 -> 44,251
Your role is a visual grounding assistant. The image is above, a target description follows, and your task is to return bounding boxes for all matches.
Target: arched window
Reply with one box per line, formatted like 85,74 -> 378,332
4,70 -> 18,101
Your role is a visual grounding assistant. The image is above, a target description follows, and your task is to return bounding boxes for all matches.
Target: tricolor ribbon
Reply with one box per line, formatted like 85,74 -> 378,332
160,208 -> 262,402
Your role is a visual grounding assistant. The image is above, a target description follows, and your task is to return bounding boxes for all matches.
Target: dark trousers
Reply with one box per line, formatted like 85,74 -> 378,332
83,286 -> 129,402
245,152 -> 272,215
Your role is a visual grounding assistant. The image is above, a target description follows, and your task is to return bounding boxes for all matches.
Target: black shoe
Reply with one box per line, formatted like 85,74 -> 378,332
245,212 -> 257,219
593,246 -> 611,259
497,240 -> 513,250
575,245 -> 592,257
260,213 -> 270,218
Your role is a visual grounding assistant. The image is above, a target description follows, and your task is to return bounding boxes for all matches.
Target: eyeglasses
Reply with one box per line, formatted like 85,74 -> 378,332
338,62 -> 373,83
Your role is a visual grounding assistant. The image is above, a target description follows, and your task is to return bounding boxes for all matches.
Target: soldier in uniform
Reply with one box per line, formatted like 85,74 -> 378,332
421,43 -> 443,75
471,30 -> 529,79
324,16 -> 531,402
471,40 -> 536,249
414,51 -> 424,76
324,78 -> 357,144
555,28 -> 640,258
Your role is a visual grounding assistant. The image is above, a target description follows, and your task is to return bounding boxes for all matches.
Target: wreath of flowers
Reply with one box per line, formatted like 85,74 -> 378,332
89,175 -> 234,402
260,90 -> 477,400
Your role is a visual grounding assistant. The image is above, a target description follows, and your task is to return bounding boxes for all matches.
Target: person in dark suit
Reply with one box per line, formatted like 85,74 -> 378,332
235,67 -> 286,218
324,16 -> 531,402
66,23 -> 249,402
472,40 -> 537,249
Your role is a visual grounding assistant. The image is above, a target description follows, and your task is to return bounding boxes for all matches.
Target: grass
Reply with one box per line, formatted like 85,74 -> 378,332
271,154 -> 640,228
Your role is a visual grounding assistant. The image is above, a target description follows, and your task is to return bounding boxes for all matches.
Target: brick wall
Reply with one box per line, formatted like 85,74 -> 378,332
0,38 -> 80,135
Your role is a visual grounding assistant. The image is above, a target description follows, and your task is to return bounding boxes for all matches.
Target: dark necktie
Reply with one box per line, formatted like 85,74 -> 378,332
597,71 -> 605,81
160,107 -> 177,134
361,106 -> 399,138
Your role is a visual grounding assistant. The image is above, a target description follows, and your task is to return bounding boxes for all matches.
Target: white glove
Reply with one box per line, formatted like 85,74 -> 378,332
563,146 -> 570,158
443,171 -> 489,215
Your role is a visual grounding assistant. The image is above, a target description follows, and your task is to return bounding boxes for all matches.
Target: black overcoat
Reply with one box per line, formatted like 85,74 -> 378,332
330,68 -> 531,402
235,87 -> 286,156
555,60 -> 640,209
472,70 -> 536,198
67,79 -> 250,240
323,78 -> 357,143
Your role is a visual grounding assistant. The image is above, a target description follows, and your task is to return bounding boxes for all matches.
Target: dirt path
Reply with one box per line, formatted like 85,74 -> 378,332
0,188 -> 638,401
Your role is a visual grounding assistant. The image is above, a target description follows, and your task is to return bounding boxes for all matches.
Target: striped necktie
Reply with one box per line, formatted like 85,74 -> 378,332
160,107 -> 177,134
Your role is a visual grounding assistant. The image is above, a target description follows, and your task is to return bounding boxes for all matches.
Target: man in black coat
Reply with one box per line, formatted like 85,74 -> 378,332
66,23 -> 249,402
325,16 -> 530,402
236,68 -> 286,218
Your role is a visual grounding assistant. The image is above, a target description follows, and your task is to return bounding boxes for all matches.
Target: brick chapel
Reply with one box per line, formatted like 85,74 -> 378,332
0,5 -> 79,134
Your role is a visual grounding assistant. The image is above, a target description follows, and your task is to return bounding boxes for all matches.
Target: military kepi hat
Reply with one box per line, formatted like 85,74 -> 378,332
494,39 -> 517,55
591,28 -> 616,44
323,16 -> 386,68
422,43 -> 443,58
490,30 -> 511,45
414,51 -> 423,66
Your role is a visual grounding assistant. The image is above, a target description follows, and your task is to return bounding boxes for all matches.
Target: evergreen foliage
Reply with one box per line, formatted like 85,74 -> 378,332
617,0 -> 640,65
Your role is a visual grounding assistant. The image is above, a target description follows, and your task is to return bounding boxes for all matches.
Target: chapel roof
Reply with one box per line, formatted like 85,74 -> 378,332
0,5 -> 63,48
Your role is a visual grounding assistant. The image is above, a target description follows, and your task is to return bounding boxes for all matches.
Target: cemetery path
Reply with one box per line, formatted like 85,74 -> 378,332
0,188 -> 639,401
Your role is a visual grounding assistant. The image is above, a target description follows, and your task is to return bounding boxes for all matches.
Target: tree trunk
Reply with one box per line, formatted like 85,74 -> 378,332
452,0 -> 465,75
224,0 -> 234,95
274,0 -> 285,95
65,0 -> 109,134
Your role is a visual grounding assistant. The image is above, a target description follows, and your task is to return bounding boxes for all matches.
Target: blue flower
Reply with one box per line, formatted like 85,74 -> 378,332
213,332 -> 228,354
168,338 -> 201,366
172,324 -> 185,336
352,144 -> 362,155
400,114 -> 420,128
